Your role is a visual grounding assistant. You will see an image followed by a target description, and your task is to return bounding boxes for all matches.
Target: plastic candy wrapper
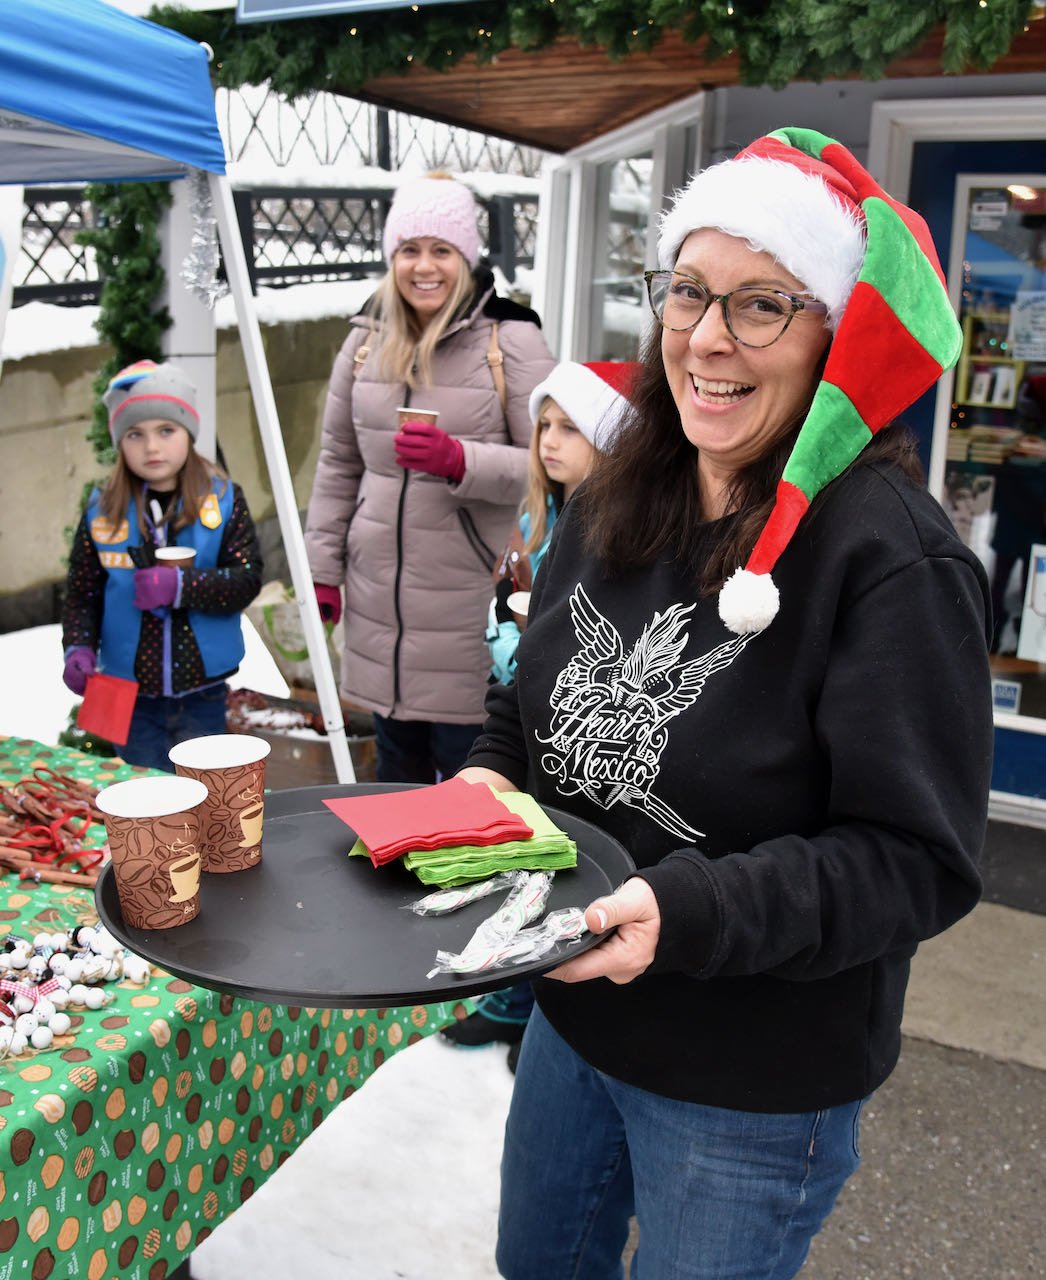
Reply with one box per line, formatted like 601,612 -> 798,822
427,907 -> 589,977
407,871 -> 518,917
482,870 -> 554,942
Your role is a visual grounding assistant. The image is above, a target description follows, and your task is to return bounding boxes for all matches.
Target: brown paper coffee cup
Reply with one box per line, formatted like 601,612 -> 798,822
396,407 -> 440,428
96,776 -> 208,930
155,546 -> 196,565
168,734 -> 272,873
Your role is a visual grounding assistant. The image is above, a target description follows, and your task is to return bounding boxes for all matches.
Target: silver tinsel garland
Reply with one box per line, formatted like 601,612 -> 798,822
180,168 -> 228,308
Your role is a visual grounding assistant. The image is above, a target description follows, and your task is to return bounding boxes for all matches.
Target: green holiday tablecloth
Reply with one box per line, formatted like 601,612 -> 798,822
0,737 -> 468,1280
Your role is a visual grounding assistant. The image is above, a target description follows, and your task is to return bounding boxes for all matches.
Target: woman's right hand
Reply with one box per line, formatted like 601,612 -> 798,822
314,583 -> 342,626
456,766 -> 518,793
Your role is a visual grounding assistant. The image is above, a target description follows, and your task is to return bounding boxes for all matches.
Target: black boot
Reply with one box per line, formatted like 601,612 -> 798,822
439,1008 -> 525,1048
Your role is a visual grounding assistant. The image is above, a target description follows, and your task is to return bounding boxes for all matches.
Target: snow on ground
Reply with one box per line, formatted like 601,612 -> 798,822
0,621 -> 515,1278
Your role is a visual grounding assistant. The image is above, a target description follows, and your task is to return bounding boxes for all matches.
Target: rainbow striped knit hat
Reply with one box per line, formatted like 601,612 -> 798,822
659,126 -> 962,635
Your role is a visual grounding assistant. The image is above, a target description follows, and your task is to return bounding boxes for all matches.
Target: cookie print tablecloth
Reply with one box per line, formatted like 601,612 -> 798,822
0,738 -> 468,1280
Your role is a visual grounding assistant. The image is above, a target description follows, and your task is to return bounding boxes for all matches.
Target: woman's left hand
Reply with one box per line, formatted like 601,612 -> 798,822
394,420 -> 465,483
546,877 -> 660,986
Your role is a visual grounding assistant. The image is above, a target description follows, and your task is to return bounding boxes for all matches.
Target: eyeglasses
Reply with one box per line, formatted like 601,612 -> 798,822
644,270 -> 829,348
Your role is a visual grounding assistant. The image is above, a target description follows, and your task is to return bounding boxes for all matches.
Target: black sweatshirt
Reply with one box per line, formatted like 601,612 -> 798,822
466,460 -> 993,1111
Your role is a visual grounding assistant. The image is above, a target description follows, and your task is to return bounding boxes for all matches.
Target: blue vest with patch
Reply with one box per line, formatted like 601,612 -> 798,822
86,480 -> 244,686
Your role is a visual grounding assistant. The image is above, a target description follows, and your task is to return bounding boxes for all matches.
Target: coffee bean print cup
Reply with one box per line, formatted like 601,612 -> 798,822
167,735 -> 271,873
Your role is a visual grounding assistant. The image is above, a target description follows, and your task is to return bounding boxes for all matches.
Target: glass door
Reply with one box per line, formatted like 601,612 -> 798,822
935,175 -> 1046,727
586,153 -> 652,361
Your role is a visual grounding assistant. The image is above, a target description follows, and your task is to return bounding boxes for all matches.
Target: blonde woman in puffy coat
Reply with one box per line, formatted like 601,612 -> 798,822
305,173 -> 556,782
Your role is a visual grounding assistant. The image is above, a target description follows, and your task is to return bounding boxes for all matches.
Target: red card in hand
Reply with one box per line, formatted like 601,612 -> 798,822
76,673 -> 139,747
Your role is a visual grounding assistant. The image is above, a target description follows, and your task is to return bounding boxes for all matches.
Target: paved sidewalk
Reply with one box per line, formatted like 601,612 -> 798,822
801,900 -> 1046,1279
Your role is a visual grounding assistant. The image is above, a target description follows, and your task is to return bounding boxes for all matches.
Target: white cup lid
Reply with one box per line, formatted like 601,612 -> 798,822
96,775 -> 208,819
168,734 -> 272,770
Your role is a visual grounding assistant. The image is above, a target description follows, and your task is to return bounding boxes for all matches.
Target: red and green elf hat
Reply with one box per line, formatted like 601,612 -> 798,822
659,126 -> 963,635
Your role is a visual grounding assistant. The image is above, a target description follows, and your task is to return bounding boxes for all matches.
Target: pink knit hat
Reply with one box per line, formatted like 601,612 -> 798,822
382,175 -> 480,268
528,361 -> 642,452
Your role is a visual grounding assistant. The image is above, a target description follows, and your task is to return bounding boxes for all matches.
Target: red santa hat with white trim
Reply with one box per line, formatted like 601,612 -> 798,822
658,126 -> 963,634
528,361 -> 642,453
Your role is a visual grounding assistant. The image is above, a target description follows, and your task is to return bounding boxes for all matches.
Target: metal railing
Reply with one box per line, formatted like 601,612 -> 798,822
11,93 -> 547,306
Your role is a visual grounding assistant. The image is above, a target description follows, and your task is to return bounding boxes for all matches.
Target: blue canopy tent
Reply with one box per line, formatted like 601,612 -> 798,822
0,0 -> 355,781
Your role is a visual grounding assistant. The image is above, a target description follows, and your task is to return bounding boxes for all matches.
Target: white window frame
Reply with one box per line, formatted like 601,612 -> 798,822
532,90 -> 706,360
869,97 -> 1046,822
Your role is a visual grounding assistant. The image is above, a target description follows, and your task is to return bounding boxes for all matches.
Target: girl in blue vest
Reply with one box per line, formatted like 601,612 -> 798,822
442,360 -> 639,1070
61,360 -> 263,772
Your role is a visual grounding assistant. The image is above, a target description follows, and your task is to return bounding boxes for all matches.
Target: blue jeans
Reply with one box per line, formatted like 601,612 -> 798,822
372,713 -> 483,784
497,1006 -> 864,1280
121,685 -> 229,773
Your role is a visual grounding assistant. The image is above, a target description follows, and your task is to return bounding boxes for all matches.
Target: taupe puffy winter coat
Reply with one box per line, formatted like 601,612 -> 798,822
305,273 -> 556,723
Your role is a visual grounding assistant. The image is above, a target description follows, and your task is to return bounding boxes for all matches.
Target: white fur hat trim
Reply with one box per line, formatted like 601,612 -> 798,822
658,156 -> 866,330
718,567 -> 780,635
528,362 -> 631,452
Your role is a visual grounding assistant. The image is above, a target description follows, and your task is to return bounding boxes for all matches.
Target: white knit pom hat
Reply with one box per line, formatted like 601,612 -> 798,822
382,174 -> 480,268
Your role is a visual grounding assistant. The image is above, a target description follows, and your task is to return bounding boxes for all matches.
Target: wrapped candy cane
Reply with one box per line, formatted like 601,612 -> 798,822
483,871 -> 554,941
428,907 -> 588,977
408,871 -> 519,916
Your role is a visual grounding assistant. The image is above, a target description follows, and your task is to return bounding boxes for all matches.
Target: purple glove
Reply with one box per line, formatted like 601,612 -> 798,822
315,583 -> 342,626
63,647 -> 97,696
133,565 -> 179,611
394,420 -> 465,484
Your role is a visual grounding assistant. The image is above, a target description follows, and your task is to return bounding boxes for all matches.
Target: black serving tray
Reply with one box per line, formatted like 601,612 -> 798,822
96,783 -> 634,1008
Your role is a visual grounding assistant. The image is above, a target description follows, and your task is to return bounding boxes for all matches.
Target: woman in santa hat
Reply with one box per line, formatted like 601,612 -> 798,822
460,128 -> 993,1278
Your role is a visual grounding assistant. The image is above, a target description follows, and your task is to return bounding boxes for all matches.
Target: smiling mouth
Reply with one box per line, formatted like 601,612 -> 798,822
692,376 -> 755,405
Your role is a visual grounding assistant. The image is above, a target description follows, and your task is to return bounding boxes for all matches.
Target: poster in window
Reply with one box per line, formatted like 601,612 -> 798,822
1016,543 -> 1046,663
1009,292 -> 1046,362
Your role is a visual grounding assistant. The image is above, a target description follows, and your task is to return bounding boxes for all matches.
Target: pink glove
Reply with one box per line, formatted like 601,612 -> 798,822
133,565 -> 179,611
394,420 -> 465,484
62,647 -> 97,696
315,583 -> 342,626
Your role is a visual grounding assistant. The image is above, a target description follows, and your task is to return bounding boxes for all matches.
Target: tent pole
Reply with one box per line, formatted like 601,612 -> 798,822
208,171 -> 356,784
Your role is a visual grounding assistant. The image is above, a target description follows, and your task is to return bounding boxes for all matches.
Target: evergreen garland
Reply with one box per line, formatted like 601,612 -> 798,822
73,0 -> 1036,471
76,182 -> 173,466
149,0 -> 1038,96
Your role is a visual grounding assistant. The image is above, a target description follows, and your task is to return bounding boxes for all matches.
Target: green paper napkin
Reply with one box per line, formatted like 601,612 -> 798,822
347,788 -> 577,887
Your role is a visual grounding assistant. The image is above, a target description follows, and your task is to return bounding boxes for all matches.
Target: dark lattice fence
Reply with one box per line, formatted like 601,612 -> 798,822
12,93 -> 547,305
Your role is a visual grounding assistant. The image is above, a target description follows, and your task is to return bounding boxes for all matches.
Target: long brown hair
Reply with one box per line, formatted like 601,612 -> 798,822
97,443 -> 228,539
578,326 -> 922,595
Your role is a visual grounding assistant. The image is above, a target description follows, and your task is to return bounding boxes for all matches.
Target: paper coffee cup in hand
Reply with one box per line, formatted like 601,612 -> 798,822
155,546 -> 196,565
396,407 -> 439,428
507,591 -> 531,629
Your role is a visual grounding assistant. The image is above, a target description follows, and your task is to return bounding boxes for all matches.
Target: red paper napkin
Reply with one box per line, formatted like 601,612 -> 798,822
76,673 -> 139,747
323,777 -> 533,867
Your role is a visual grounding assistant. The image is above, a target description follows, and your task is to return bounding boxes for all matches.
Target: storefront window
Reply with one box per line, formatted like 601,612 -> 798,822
941,179 -> 1046,723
